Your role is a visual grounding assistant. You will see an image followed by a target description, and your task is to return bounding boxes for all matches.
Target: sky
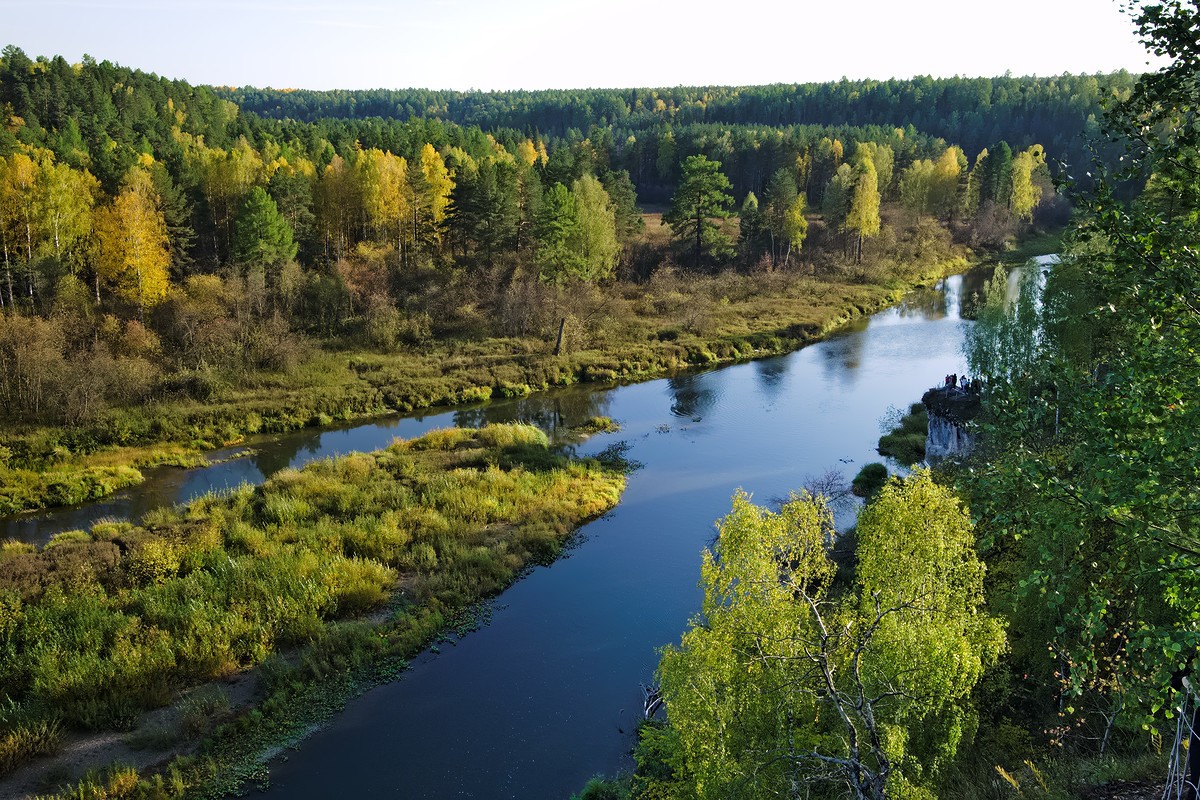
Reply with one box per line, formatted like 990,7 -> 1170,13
0,0 -> 1167,92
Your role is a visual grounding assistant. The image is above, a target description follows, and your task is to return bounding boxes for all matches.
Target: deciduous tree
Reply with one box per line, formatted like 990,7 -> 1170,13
658,472 -> 1002,800
92,167 -> 171,314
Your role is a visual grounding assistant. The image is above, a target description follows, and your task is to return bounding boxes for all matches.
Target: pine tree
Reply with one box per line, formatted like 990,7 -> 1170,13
662,154 -> 734,269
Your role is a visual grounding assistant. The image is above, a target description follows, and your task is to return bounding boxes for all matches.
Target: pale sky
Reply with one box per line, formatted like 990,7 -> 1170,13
1,0 -> 1166,92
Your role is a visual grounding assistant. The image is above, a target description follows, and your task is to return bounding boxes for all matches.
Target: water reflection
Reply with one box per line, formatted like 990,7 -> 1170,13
249,431 -> 318,477
752,357 -> 790,397
821,322 -> 867,380
667,373 -> 719,420
892,285 -> 949,321
453,387 -> 612,439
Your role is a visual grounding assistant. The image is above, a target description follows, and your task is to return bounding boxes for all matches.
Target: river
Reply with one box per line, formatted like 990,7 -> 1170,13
3,263 -> 1010,798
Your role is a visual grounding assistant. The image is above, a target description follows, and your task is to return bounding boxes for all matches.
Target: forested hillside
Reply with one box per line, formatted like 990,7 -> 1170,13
0,27 -> 1175,800
219,73 -> 1132,193
0,44 -> 1068,520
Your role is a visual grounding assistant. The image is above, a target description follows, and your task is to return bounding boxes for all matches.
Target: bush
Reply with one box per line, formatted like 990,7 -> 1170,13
0,716 -> 63,776
877,402 -> 928,465
852,463 -> 889,498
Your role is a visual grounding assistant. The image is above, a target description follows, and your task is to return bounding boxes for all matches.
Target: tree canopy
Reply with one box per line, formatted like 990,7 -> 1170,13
657,472 -> 1003,800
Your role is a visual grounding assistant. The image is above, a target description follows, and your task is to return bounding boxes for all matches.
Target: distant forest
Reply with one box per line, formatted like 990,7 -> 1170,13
0,44 -> 1102,430
219,74 -> 1134,198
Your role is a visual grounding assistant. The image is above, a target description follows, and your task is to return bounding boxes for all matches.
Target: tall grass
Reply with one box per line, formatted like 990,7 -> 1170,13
0,424 -> 624,786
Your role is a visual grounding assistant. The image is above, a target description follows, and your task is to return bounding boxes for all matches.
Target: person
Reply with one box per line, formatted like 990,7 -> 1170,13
960,374 -> 969,390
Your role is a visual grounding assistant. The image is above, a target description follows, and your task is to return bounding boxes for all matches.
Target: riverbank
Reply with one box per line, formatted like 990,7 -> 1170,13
0,251 -> 990,520
0,423 -> 626,799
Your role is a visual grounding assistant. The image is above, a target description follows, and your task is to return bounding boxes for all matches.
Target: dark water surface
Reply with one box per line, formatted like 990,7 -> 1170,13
4,265 -> 1008,798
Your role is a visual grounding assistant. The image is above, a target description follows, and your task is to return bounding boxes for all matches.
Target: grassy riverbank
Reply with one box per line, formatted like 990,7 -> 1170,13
0,423 -> 626,797
0,255 -> 972,518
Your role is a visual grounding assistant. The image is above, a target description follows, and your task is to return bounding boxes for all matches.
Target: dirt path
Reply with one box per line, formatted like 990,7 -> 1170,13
1,672 -> 260,800
1082,780 -> 1166,800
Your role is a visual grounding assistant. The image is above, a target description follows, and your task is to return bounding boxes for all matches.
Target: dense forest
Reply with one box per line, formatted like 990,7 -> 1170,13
0,43 -> 1067,448
218,73 -> 1132,194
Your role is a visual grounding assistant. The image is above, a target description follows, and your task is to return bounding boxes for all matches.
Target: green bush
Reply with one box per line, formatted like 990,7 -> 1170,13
852,462 -> 890,498
877,402 -> 929,465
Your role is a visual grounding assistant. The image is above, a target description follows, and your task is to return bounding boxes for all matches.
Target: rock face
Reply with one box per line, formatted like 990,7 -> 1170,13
926,412 -> 974,462
922,386 -> 981,463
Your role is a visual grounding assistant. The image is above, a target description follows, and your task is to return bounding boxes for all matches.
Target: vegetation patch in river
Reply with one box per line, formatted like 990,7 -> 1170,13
0,423 -> 625,797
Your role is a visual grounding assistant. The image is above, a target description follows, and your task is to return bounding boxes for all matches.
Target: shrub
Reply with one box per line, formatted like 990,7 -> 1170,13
852,463 -> 890,498
0,716 -> 63,777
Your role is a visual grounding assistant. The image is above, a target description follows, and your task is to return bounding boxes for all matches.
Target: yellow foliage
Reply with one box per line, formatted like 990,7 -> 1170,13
93,167 -> 171,310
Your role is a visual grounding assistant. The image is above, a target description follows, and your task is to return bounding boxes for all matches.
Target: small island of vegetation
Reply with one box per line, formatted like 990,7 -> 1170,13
0,423 -> 625,796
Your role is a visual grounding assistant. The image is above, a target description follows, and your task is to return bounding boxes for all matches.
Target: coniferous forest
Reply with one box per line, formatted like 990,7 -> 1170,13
1,0 -> 1198,796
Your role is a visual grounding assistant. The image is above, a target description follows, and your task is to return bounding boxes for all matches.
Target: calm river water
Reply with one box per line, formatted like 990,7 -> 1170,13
3,263 -> 1014,798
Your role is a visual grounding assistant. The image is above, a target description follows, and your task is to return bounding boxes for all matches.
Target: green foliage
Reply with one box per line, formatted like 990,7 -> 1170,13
877,402 -> 929,465
852,462 -> 889,498
574,416 -> 620,436
957,0 -> 1200,758
0,715 -> 64,776
0,424 -> 625,780
570,775 -> 631,800
657,473 -> 1002,799
662,155 -> 734,269
232,186 -> 297,269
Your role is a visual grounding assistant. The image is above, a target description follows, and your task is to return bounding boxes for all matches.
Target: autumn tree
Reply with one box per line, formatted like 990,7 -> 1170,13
899,158 -> 936,218
315,154 -> 361,261
408,143 -> 453,263
662,154 -> 734,269
845,155 -> 881,264
781,194 -> 808,266
358,148 -> 411,267
0,151 -> 37,307
195,139 -> 263,265
1009,144 -> 1046,221
930,145 -> 965,220
571,174 -> 620,281
92,167 -> 171,314
34,151 -> 98,273
855,141 -> 894,199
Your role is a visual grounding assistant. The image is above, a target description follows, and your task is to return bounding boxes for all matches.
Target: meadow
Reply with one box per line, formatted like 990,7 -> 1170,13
0,422 -> 625,797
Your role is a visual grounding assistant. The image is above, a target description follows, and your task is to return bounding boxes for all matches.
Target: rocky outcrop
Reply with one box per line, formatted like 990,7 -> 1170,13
922,386 -> 981,463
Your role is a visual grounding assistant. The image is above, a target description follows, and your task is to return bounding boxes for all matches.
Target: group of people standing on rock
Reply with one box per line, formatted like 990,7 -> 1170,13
943,373 -> 983,394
